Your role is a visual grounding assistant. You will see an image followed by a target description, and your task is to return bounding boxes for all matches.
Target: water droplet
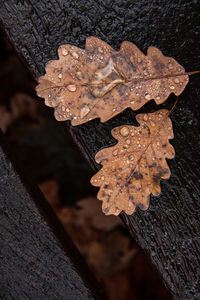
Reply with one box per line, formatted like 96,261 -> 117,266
113,149 -> 118,156
170,86 -> 175,90
126,139 -> 131,145
130,101 -> 135,104
156,96 -> 160,100
96,157 -> 101,163
58,73 -> 62,79
98,47 -> 104,53
101,176 -> 105,180
150,121 -> 155,127
145,94 -> 151,100
67,84 -> 77,92
80,105 -> 90,118
66,108 -> 70,112
174,78 -> 179,83
91,89 -> 100,97
61,106 -> 66,111
113,108 -> 116,112
143,114 -> 148,121
77,72 -> 83,79
72,52 -> 79,59
62,48 -> 68,56
124,144 -> 129,149
168,63 -> 173,69
120,127 -> 129,137
89,58 -> 124,97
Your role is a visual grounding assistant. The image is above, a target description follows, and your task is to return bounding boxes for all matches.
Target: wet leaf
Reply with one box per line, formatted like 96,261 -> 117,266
91,109 -> 175,216
36,37 -> 189,125
0,93 -> 40,133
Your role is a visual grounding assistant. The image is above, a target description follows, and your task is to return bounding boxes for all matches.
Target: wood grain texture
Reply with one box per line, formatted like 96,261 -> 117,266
0,1 -> 200,299
0,131 -> 107,300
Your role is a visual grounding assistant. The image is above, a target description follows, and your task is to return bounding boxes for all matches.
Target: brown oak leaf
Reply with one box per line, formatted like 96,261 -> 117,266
36,37 -> 189,125
91,109 -> 175,216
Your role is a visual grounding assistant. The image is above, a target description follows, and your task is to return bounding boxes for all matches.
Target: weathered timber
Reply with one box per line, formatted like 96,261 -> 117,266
0,130 -> 107,300
0,1 -> 200,299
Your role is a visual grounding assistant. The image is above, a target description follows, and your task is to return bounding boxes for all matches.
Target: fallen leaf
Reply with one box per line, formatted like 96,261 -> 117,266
54,197 -> 122,255
87,229 -> 137,276
38,179 -> 60,208
0,93 -> 42,133
0,106 -> 12,132
76,197 -> 122,231
91,109 -> 175,216
36,37 -> 189,125
10,93 -> 39,119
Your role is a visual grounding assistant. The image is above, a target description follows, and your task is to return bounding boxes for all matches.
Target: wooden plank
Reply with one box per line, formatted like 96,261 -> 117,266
0,130 -> 107,300
0,1 -> 200,299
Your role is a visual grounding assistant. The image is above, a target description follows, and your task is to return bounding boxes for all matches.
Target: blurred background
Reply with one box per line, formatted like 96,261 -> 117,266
0,32 -> 172,300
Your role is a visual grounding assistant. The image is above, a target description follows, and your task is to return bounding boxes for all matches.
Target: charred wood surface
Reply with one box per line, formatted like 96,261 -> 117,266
0,130 -> 107,300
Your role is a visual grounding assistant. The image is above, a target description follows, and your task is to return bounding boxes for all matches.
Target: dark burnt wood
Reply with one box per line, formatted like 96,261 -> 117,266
0,130 -> 107,299
0,1 -> 200,299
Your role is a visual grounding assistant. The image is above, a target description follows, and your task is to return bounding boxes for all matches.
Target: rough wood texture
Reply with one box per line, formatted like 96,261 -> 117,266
0,130 -> 107,300
0,1 -> 200,299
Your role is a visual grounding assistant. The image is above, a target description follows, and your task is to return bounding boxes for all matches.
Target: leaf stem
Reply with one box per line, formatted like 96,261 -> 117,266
168,96 -> 179,116
37,70 -> 200,92
186,70 -> 200,76
88,70 -> 200,86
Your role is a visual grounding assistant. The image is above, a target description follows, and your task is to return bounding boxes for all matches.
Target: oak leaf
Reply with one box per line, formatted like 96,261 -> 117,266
36,37 -> 189,125
91,109 -> 175,216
